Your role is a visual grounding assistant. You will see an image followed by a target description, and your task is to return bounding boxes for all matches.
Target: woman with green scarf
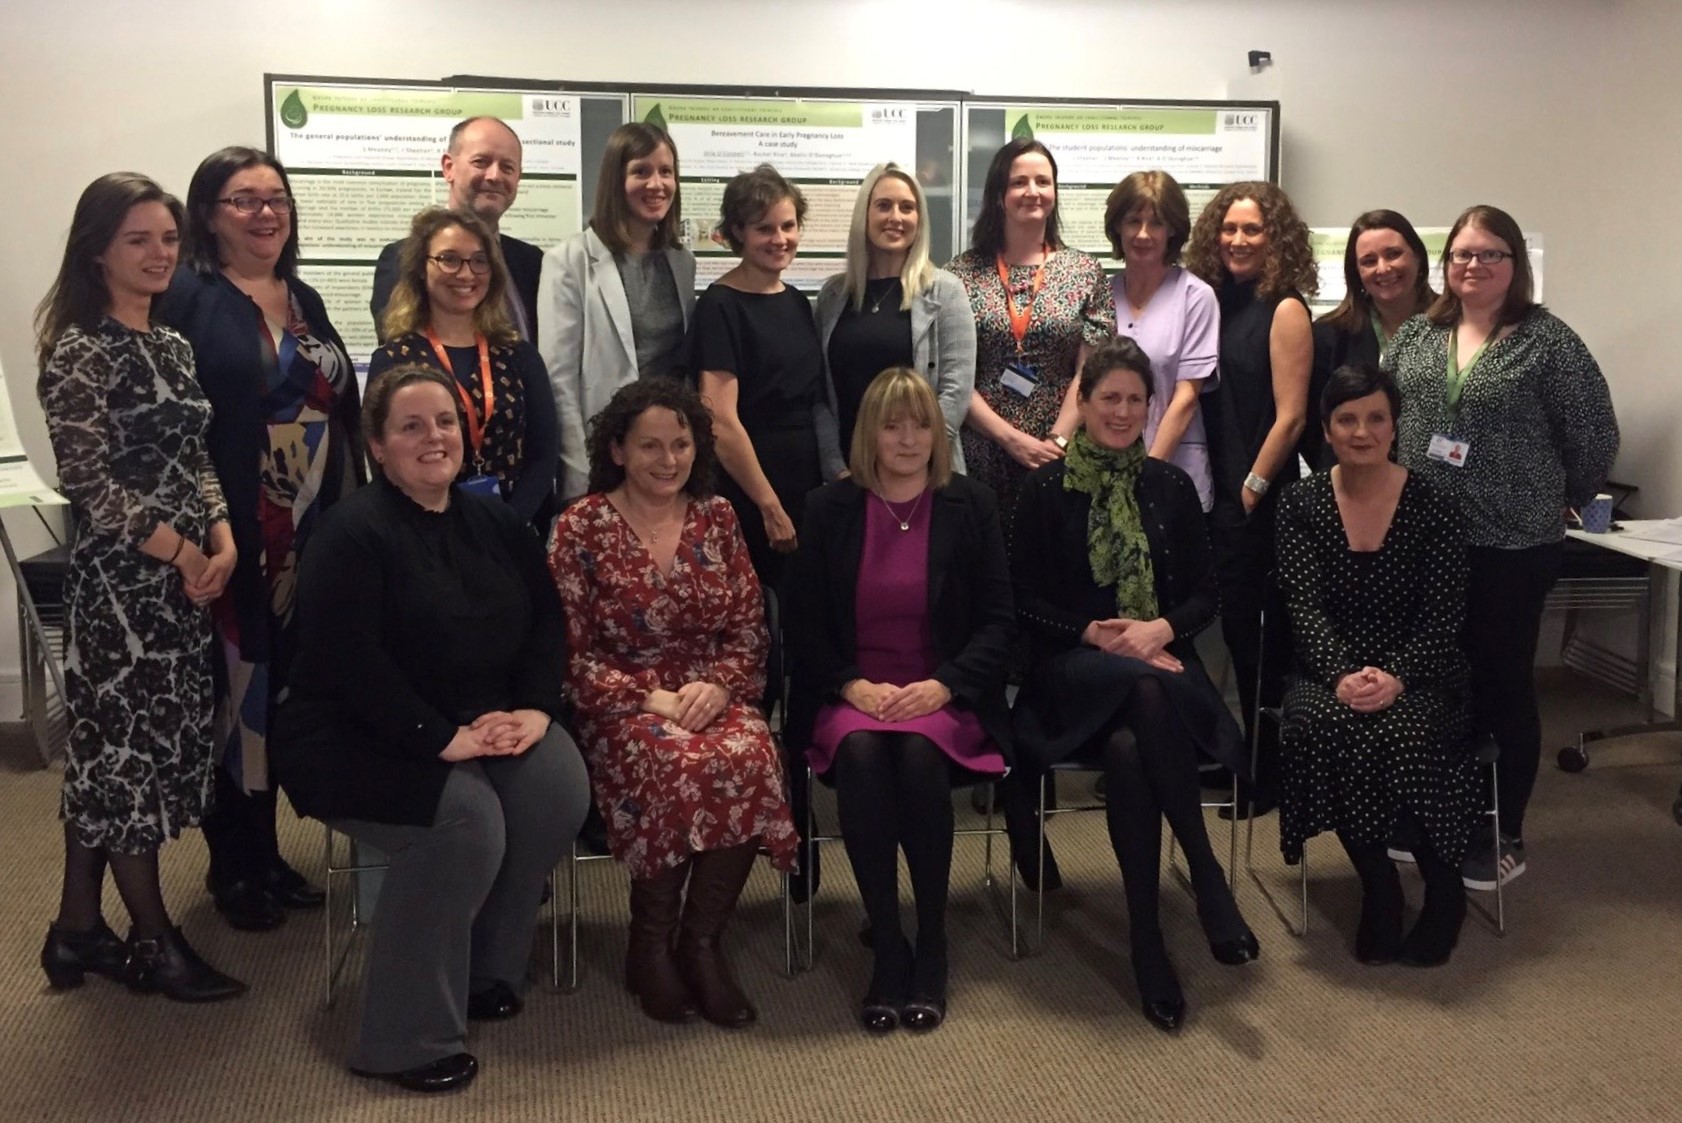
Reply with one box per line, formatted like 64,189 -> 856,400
1003,336 -> 1255,1034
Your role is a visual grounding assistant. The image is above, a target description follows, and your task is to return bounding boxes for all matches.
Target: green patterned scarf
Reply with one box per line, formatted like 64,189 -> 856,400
1061,429 -> 1158,620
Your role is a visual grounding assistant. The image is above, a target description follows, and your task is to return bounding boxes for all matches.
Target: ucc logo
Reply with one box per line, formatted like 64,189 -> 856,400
872,107 -> 908,122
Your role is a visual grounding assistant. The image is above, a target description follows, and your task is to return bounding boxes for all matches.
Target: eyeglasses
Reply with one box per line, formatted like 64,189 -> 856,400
218,195 -> 294,215
1447,249 -> 1515,267
428,252 -> 492,275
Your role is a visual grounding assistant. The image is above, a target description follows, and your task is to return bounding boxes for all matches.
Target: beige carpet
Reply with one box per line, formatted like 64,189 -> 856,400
1,668 -> 1678,1123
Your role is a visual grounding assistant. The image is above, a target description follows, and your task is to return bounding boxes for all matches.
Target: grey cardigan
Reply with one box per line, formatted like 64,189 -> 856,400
813,268 -> 977,477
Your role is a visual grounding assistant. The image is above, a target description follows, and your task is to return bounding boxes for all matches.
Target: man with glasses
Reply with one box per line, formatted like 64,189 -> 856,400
371,116 -> 543,343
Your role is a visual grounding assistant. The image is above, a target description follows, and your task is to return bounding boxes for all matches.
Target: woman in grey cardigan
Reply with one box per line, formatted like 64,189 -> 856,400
540,123 -> 697,501
814,163 -> 976,477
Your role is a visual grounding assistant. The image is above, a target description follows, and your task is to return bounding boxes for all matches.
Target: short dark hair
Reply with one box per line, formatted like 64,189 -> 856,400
1078,336 -> 1155,402
182,146 -> 301,279
34,172 -> 184,366
586,379 -> 716,497
1319,209 -> 1436,334
1426,204 -> 1539,328
1320,362 -> 1401,426
969,139 -> 1062,258
592,123 -> 683,254
1104,170 -> 1191,265
361,363 -> 463,476
717,164 -> 806,255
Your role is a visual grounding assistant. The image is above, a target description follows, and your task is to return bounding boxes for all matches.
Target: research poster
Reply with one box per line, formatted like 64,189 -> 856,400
1307,227 -> 1543,317
630,95 -> 932,290
0,358 -> 66,510
268,81 -> 584,365
962,102 -> 1277,263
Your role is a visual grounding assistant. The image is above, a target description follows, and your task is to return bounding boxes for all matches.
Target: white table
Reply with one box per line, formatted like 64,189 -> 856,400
1562,522 -> 1682,824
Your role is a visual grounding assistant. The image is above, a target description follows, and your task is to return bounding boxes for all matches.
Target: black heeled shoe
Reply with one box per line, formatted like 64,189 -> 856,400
467,980 -> 523,1021
258,861 -> 325,910
901,934 -> 947,1032
124,926 -> 247,1002
351,1052 -> 478,1094
1131,936 -> 1185,1034
1354,877 -> 1405,966
40,921 -> 127,990
1209,930 -> 1261,966
1399,887 -> 1466,968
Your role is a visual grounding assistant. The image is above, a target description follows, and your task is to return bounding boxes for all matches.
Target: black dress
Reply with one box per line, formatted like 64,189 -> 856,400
688,283 -> 827,587
827,277 -> 912,453
1275,472 -> 1477,864
1010,458 -> 1246,775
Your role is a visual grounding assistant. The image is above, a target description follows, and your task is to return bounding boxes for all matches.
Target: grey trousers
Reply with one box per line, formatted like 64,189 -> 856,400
329,724 -> 589,1073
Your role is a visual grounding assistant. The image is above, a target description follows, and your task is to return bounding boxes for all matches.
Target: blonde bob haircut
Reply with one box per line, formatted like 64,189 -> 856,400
847,367 -> 953,491
842,164 -> 934,313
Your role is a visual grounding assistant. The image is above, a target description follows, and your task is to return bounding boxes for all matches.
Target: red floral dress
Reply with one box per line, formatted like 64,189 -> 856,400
548,493 -> 797,879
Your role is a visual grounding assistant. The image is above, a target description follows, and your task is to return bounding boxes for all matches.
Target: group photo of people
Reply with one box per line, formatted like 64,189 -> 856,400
28,105 -> 1621,1099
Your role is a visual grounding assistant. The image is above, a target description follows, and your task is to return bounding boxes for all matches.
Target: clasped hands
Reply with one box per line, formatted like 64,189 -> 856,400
1081,617 -> 1182,673
1335,667 -> 1404,713
842,678 -> 952,723
440,708 -> 552,762
179,523 -> 236,608
643,681 -> 731,732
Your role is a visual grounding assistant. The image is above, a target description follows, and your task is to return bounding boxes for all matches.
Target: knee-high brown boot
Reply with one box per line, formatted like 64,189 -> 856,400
676,843 -> 758,1028
626,859 -> 696,1023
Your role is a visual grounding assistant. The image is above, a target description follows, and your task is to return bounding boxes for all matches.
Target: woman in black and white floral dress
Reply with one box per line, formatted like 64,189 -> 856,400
34,172 -> 245,1002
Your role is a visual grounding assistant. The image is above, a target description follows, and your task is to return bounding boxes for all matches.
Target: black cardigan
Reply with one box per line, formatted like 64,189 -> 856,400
269,477 -> 568,826
156,267 -> 366,665
784,474 -> 1016,762
1012,457 -> 1218,661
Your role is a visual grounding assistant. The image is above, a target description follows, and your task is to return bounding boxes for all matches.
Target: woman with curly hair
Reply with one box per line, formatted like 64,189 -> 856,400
1184,181 -> 1316,813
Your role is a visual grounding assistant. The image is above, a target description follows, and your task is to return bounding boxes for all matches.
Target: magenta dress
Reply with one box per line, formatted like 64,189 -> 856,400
807,491 -> 1008,776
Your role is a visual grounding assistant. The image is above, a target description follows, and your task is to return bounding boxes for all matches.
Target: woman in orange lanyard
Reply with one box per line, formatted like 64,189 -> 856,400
946,138 -> 1115,541
372,207 -> 558,525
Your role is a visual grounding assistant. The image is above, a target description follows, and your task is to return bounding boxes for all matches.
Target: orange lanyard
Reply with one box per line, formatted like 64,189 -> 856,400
423,328 -> 493,458
995,249 -> 1048,355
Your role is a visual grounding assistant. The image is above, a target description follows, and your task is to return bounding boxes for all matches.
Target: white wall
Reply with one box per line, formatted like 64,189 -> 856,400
1,0 -> 1677,711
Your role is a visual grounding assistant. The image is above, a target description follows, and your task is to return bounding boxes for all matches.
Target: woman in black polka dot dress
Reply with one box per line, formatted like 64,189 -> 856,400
1276,364 -> 1477,967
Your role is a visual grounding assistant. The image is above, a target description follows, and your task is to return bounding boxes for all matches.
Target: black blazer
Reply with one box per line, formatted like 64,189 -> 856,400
156,268 -> 366,665
785,474 -> 1016,762
371,232 -> 544,343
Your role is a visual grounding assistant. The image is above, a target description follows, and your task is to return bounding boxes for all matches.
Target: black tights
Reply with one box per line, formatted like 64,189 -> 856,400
1101,677 -> 1247,950
832,731 -> 954,958
56,824 -> 172,938
1338,814 -> 1464,955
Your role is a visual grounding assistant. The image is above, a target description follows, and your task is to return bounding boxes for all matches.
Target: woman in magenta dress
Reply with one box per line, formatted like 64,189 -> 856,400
787,368 -> 1015,1035
548,378 -> 796,1032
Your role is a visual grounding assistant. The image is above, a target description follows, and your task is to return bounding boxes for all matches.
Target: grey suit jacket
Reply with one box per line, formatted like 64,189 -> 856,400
538,228 -> 697,499
813,268 -> 976,476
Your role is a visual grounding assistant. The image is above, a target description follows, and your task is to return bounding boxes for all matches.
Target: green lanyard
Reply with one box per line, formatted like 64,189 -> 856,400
1369,309 -> 1391,365
1445,326 -> 1492,421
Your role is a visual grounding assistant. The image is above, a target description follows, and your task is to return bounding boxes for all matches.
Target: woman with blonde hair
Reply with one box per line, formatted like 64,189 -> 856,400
370,206 -> 557,523
788,368 -> 1014,1034
814,164 -> 976,473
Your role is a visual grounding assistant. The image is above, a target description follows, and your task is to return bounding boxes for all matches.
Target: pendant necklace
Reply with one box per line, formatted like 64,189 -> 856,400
876,489 -> 924,531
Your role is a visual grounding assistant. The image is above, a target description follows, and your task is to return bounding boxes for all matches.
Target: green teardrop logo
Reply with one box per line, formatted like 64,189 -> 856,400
644,104 -> 667,131
280,89 -> 308,129
1010,114 -> 1034,140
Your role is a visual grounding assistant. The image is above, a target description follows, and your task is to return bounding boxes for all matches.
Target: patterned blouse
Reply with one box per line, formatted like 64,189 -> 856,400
1387,309 -> 1619,549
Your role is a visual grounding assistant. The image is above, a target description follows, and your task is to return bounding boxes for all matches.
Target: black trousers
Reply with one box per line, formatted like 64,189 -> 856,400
1465,542 -> 1563,840
1208,501 -> 1290,795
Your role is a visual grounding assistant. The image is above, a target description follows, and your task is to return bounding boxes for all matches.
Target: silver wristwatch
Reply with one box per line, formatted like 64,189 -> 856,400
1243,472 -> 1270,497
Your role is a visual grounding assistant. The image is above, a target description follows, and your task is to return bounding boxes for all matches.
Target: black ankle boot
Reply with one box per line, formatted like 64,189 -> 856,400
41,921 -> 127,990
1355,867 -> 1405,965
1400,882 -> 1467,967
124,927 -> 248,1002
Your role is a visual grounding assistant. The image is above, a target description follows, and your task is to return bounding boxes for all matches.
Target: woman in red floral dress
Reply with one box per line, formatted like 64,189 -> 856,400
548,378 -> 796,1031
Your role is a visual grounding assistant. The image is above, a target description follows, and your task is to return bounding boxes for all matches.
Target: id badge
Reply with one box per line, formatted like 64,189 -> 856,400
460,473 -> 501,497
999,359 -> 1039,399
1425,433 -> 1470,468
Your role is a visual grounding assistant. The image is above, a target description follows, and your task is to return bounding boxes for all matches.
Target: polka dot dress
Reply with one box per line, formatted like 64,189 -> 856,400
1275,471 -> 1479,864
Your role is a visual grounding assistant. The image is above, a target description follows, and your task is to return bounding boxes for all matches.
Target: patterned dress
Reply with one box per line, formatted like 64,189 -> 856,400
548,493 -> 797,879
1276,472 -> 1478,864
38,320 -> 228,853
215,293 -> 351,791
947,247 -> 1115,538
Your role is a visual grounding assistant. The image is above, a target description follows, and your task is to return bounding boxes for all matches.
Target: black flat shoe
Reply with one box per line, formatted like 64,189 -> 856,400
1142,996 -> 1186,1033
41,921 -> 127,990
1209,931 -> 1261,966
352,1052 -> 478,1094
859,936 -> 910,1034
467,981 -> 523,1021
258,862 -> 325,910
860,999 -> 899,1034
124,926 -> 247,1002
205,874 -> 285,932
901,995 -> 945,1032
